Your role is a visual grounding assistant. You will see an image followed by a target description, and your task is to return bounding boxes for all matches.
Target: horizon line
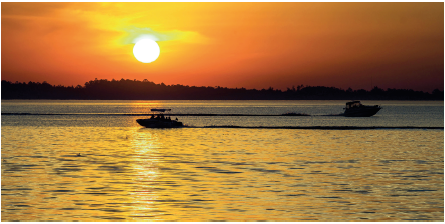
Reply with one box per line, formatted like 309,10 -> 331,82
2,78 -> 443,94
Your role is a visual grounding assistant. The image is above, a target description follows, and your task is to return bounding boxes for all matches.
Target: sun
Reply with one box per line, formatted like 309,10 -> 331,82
133,39 -> 160,63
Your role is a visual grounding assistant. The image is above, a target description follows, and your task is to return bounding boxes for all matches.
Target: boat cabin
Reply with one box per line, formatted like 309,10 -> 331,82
345,101 -> 363,109
150,109 -> 172,120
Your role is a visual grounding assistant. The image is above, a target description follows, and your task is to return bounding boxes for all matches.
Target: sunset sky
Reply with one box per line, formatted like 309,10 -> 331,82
2,2 -> 443,92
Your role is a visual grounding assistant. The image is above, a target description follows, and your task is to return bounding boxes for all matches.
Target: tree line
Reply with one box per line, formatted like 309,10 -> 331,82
1,78 -> 443,100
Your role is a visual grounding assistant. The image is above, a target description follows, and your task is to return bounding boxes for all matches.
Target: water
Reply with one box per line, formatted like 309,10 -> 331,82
2,100 -> 443,128
1,100 -> 443,221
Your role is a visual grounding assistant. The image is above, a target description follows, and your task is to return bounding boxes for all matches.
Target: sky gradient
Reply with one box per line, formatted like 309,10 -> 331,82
2,2 -> 443,92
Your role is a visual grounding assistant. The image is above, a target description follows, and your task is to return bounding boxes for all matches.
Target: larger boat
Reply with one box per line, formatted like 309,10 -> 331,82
343,101 -> 381,117
136,109 -> 184,128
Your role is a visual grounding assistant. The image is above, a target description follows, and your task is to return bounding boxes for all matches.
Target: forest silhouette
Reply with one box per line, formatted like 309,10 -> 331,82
2,78 -> 443,100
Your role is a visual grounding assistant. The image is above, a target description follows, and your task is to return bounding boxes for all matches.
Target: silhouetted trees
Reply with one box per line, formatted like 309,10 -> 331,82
1,79 -> 443,100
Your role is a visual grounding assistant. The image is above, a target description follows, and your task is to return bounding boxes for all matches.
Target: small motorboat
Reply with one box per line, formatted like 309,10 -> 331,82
136,109 -> 184,128
342,101 -> 381,117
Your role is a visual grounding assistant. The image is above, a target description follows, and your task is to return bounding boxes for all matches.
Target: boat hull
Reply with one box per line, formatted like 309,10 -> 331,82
343,106 -> 381,117
136,119 -> 183,128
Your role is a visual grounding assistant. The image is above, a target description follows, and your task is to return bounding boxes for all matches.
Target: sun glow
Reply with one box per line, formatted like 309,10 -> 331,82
133,39 -> 160,63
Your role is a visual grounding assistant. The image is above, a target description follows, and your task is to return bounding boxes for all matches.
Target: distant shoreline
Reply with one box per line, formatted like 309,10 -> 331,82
2,79 -> 443,100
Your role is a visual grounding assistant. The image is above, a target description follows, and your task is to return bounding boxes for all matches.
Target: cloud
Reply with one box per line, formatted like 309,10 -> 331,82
121,26 -> 210,45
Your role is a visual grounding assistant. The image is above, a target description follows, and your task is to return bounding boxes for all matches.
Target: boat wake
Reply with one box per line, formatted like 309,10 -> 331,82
1,113 -> 311,116
193,126 -> 443,130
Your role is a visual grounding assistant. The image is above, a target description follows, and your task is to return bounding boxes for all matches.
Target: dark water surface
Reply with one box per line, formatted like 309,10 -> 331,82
1,100 -> 443,221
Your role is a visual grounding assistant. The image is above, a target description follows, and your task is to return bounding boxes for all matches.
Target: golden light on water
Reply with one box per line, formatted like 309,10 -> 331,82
130,101 -> 164,113
127,130 -> 161,220
1,99 -> 443,221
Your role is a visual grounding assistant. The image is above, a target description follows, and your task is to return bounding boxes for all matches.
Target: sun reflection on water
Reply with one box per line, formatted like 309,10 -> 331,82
1,125 -> 443,221
128,129 -> 162,220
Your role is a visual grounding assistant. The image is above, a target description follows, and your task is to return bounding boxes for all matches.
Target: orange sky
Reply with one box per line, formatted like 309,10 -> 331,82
2,2 -> 443,92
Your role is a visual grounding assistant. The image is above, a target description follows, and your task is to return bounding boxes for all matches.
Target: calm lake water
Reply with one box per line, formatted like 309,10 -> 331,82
1,100 -> 443,221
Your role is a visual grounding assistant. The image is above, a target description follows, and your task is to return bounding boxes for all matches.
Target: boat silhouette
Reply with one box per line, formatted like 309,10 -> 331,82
136,109 -> 184,128
342,101 -> 381,117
